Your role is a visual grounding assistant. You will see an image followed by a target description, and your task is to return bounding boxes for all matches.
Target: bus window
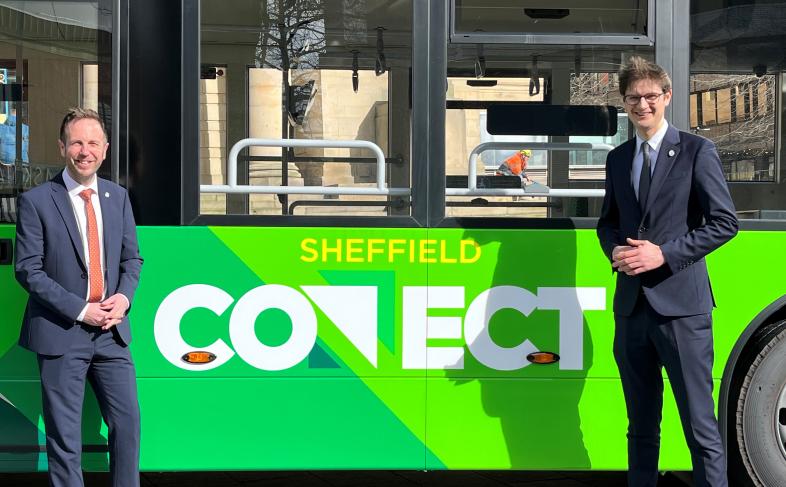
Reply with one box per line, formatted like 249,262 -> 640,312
0,4 -> 112,223
199,0 -> 413,218
691,1 -> 786,222
443,44 -> 653,219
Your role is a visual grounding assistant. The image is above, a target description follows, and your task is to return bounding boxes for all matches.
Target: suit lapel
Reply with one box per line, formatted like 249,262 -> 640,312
616,139 -> 640,214
97,179 -> 116,275
49,172 -> 86,270
642,125 -> 681,215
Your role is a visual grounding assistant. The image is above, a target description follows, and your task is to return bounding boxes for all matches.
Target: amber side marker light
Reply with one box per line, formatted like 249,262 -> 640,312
526,351 -> 560,365
182,351 -> 217,364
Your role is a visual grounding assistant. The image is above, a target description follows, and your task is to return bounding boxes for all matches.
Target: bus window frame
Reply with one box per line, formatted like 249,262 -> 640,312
436,0 -> 664,230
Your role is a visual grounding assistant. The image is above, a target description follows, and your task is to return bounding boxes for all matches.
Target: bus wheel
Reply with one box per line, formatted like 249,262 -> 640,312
732,320 -> 786,486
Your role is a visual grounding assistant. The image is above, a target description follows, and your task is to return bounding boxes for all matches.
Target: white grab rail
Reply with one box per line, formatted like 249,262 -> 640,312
448,141 -> 614,198
447,188 -> 606,197
201,138 -> 411,196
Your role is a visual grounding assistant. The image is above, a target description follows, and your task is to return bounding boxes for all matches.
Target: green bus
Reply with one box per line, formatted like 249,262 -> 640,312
1,1 -> 786,485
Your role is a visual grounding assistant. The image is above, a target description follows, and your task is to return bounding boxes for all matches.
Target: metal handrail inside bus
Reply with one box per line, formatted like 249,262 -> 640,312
448,141 -> 614,198
200,138 -> 411,196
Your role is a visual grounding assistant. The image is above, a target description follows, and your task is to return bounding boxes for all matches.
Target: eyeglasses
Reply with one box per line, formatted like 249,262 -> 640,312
623,92 -> 665,106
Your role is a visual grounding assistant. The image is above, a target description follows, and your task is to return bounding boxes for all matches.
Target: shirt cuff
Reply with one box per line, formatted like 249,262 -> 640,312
77,303 -> 89,322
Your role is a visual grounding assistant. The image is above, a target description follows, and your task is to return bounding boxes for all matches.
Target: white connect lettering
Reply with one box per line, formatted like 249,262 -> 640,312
153,284 -> 605,372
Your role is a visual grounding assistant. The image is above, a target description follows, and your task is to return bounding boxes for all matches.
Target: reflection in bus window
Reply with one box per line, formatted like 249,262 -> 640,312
199,0 -> 413,217
689,74 -> 775,183
0,4 -> 111,223
691,1 -> 786,221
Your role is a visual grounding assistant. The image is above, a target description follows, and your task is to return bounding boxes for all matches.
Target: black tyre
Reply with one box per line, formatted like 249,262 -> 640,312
730,320 -> 786,486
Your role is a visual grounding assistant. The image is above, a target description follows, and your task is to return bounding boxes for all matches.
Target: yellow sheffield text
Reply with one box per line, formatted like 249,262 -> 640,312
299,238 -> 482,264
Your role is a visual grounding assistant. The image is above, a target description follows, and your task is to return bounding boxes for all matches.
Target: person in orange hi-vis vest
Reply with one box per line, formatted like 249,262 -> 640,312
496,148 -> 532,183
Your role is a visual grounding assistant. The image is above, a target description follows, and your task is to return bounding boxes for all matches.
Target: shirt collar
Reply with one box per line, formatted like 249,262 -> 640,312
62,168 -> 99,197
636,120 -> 669,153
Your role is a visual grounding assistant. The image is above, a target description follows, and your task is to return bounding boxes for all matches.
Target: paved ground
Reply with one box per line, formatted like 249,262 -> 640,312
1,471 -> 692,486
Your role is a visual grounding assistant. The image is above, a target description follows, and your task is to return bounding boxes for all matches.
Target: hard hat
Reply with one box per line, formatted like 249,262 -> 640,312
519,149 -> 532,157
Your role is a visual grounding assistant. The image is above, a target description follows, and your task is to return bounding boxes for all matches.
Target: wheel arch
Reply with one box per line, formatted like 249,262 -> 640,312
719,294 -> 786,449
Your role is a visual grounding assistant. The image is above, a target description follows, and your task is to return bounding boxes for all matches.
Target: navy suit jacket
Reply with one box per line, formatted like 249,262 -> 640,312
597,125 -> 738,317
14,172 -> 143,355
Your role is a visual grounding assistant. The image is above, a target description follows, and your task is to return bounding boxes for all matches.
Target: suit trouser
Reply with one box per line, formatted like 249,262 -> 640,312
614,295 -> 726,487
38,324 -> 140,487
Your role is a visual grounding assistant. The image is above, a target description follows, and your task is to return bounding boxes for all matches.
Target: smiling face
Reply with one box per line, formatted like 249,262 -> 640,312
623,78 -> 672,140
59,118 -> 108,186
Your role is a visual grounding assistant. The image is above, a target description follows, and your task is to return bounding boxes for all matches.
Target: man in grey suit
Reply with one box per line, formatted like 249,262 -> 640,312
597,57 -> 738,486
15,108 -> 143,487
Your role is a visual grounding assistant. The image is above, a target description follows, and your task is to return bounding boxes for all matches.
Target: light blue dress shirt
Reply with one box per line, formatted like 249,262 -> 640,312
631,120 -> 669,199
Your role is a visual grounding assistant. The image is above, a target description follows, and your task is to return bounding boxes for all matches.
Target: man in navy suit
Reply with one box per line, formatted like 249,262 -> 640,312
15,108 -> 143,487
597,57 -> 738,486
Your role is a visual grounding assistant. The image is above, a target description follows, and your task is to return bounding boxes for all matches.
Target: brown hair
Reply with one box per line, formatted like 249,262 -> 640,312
59,107 -> 107,143
618,56 -> 671,96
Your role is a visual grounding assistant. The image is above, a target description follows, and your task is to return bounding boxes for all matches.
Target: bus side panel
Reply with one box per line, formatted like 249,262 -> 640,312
422,229 -> 689,470
424,377 -> 705,470
132,227 -> 431,470
417,229 -> 781,470
0,225 -> 44,471
139,377 -> 428,470
1,225 -> 780,471
706,232 -> 786,379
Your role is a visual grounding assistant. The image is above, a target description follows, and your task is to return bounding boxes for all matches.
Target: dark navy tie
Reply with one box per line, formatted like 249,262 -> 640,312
638,143 -> 651,210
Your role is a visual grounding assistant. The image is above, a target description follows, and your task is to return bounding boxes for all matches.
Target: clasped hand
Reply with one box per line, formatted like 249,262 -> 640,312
82,294 -> 128,330
612,238 -> 665,275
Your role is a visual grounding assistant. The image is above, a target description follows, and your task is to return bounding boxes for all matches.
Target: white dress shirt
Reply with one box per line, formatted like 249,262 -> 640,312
631,120 -> 669,199
62,169 -> 106,321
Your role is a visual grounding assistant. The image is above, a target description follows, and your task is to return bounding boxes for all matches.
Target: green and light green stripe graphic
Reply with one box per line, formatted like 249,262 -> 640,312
1,225 -> 783,471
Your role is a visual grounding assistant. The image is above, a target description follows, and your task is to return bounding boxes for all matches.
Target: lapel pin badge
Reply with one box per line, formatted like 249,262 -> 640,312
668,149 -> 675,157
104,192 -> 110,198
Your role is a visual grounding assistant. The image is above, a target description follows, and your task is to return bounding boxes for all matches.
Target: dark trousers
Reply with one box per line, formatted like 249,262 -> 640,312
38,324 -> 141,487
614,296 -> 726,487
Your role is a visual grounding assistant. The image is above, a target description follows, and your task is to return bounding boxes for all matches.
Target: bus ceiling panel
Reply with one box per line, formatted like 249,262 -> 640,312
487,105 -> 618,137
450,0 -> 652,45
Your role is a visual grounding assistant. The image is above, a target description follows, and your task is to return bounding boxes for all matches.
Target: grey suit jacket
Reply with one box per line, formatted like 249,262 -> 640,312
597,125 -> 738,317
14,172 -> 143,355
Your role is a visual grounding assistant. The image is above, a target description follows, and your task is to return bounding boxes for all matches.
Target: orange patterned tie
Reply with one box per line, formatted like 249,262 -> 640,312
79,189 -> 103,302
